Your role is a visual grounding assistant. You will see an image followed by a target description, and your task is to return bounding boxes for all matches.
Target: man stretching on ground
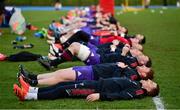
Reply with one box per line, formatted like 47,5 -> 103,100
18,62 -> 153,86
13,76 -> 159,101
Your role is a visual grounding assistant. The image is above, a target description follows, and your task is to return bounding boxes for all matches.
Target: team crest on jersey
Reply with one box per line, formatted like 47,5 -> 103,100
135,89 -> 144,95
77,71 -> 82,76
130,75 -> 137,80
91,53 -> 94,56
131,62 -> 138,67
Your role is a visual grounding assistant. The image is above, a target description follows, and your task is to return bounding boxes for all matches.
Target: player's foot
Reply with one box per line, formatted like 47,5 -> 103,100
38,57 -> 52,70
18,65 -> 37,86
19,76 -> 30,92
13,84 -> 27,101
18,65 -> 29,78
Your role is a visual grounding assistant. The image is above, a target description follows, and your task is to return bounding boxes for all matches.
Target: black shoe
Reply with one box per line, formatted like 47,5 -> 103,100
18,65 -> 30,79
13,44 -> 34,49
11,40 -> 17,45
20,75 -> 37,86
18,65 -> 38,86
38,57 -> 52,70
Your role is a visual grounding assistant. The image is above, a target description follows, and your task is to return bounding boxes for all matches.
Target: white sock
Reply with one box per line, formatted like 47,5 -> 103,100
29,87 -> 38,93
60,36 -> 68,43
25,93 -> 37,100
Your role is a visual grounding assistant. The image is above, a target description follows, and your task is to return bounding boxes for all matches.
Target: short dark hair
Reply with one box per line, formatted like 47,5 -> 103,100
146,69 -> 154,80
146,57 -> 152,67
140,36 -> 146,44
124,27 -> 128,35
109,16 -> 117,25
148,84 -> 160,97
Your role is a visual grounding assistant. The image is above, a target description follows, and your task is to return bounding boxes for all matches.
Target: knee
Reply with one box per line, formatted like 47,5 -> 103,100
70,42 -> 80,48
69,42 -> 81,54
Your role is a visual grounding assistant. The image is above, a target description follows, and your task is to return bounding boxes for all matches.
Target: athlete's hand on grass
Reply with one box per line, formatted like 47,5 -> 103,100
86,93 -> 100,102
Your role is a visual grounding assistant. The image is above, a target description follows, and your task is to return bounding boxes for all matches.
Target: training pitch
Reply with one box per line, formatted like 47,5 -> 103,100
0,8 -> 180,109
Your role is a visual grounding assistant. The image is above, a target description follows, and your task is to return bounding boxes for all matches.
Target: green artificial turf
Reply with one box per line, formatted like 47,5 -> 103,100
0,8 -> 180,109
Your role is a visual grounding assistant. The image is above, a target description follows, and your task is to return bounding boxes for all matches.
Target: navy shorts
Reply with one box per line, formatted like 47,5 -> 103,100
72,66 -> 94,81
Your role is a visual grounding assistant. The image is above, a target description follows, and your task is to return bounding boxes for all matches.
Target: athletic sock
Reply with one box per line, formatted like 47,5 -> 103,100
29,87 -> 39,93
50,49 -> 73,66
29,80 -> 38,86
61,49 -> 73,61
50,58 -> 62,66
28,74 -> 37,80
25,93 -> 38,100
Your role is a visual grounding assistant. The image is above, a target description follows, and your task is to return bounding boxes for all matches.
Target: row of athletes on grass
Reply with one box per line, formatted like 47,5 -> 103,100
14,5 -> 159,102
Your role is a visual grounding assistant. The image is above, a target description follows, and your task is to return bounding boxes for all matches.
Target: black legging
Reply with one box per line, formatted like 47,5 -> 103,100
38,80 -> 98,100
62,31 -> 90,49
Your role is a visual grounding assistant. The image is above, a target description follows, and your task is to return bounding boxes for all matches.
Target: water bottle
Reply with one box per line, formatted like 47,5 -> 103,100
16,36 -> 26,41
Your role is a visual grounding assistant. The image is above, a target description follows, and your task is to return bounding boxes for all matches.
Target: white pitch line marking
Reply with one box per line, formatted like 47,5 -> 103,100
153,95 -> 165,110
